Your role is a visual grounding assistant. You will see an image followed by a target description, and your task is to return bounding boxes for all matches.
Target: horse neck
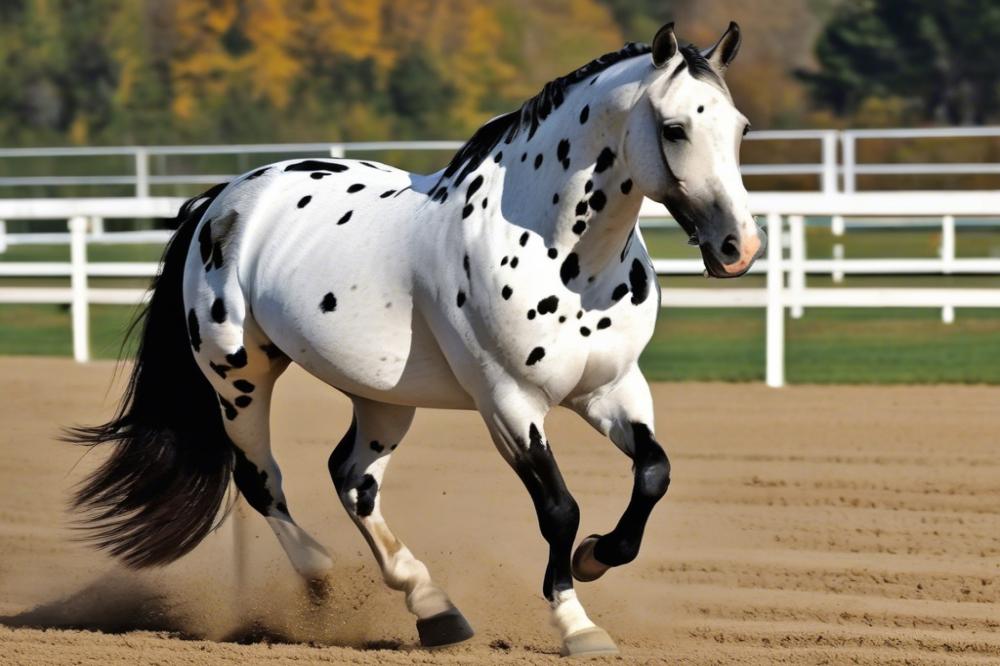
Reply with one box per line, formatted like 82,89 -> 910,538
495,80 -> 646,280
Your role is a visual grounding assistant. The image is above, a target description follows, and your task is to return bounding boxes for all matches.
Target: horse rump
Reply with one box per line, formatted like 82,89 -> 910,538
64,183 -> 235,568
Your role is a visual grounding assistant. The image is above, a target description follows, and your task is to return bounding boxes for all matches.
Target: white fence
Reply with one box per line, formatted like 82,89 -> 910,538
4,126 -> 1000,197
2,192 -> 999,386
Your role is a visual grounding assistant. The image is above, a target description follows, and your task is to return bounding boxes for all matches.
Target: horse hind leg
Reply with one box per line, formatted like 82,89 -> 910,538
191,303 -> 333,585
328,397 -> 473,648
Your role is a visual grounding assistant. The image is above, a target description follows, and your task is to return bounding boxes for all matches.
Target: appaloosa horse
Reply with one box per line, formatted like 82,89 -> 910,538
69,22 -> 763,656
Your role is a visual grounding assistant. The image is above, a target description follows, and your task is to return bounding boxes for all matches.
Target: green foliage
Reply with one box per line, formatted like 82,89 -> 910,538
800,0 -> 1000,124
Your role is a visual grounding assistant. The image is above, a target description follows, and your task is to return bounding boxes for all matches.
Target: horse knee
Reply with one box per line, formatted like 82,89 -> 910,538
632,423 -> 670,501
540,494 -> 580,545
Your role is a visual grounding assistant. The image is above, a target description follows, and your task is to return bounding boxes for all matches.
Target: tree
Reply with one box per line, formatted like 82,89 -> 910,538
799,0 -> 1000,125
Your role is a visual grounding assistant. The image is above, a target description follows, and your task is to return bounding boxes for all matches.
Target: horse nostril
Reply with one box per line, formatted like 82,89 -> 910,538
720,234 -> 740,261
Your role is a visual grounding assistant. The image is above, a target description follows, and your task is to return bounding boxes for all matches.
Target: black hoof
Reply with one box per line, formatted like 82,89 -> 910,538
416,607 -> 475,648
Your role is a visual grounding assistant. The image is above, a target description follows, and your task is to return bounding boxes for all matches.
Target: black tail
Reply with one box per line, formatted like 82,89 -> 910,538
65,183 -> 234,568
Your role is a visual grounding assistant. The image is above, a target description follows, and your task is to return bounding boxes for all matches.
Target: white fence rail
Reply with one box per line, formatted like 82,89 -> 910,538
2,192 -> 999,385
5,126 -> 1000,197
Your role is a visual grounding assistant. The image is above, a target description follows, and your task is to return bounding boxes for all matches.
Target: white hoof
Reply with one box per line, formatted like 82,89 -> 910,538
561,626 -> 619,658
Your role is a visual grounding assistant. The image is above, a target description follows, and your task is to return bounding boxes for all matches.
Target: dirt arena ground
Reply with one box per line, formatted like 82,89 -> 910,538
0,357 -> 997,665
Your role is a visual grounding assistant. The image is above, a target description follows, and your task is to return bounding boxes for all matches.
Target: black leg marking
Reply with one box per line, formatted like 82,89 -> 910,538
592,424 -> 669,567
328,418 -> 379,519
260,343 -> 284,360
234,395 -> 252,408
226,347 -> 248,368
232,447 -> 275,515
513,424 -> 580,601
233,379 -> 255,393
355,475 -> 378,517
209,361 -> 230,378
219,395 -> 238,421
560,253 -> 579,285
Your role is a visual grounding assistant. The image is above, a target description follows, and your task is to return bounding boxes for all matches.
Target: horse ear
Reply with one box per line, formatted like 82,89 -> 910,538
651,22 -> 678,68
703,21 -> 741,74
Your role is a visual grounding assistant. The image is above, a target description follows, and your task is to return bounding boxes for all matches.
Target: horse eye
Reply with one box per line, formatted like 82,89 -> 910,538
661,124 -> 686,143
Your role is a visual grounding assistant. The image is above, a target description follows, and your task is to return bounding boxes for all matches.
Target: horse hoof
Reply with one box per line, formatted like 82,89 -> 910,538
561,626 -> 619,658
416,607 -> 475,648
572,535 -> 610,582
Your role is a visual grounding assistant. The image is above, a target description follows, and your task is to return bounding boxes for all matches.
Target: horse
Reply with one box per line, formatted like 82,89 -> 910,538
67,21 -> 763,657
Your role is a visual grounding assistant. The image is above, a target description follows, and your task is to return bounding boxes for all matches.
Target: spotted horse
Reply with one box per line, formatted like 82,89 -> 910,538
67,22 -> 763,657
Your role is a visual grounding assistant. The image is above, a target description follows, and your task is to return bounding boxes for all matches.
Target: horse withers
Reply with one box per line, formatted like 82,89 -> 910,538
67,22 -> 763,657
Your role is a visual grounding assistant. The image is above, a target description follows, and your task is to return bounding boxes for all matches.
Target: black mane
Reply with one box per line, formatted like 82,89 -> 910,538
679,44 -> 722,87
439,42 -> 653,187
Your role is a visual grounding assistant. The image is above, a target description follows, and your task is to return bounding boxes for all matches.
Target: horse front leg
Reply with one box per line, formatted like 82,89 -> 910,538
566,365 -> 670,582
480,394 -> 619,658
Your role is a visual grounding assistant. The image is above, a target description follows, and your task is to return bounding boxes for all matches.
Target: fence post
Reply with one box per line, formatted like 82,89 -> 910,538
69,216 -> 90,363
0,220 -> 6,254
788,214 -> 806,318
941,214 -> 956,323
330,144 -> 345,158
842,132 -> 856,194
135,147 -> 150,198
832,244 -> 845,283
765,212 -> 785,388
821,131 -> 838,194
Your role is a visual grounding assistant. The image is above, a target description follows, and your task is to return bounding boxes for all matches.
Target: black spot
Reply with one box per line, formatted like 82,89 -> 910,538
482,197 -> 488,209
211,298 -> 226,323
457,291 -> 466,307
560,253 -> 579,284
246,167 -> 270,180
232,448 -> 273,515
612,283 -> 629,302
576,310 -> 583,319
501,256 -> 509,266
320,292 -> 337,312
552,193 -> 560,205
198,222 -> 213,265
260,343 -> 284,359
209,361 -> 229,378
585,180 -> 593,193
380,190 -> 396,198
211,242 -> 223,270
521,153 -> 527,162
219,396 -> 238,420
360,161 -> 382,170
467,174 -> 484,202
297,195 -> 312,208
620,179 -> 633,194
355,474 -> 378,517
621,227 -> 636,262
462,204 -> 474,219
557,139 -> 570,170
537,295 -> 559,315
284,160 -> 348,173
519,231 -> 529,247
597,317 -> 612,329
511,257 -> 519,268
580,326 -> 591,337
347,183 -> 365,193
697,105 -> 704,113
463,254 -> 471,279
572,220 -> 587,235
590,190 -> 607,211
630,258 -> 650,305
595,147 -> 616,173
187,309 -> 201,351
527,309 -> 536,320
235,395 -> 252,408
226,347 -> 248,368
534,154 -> 543,169
312,172 -> 331,180
234,379 -> 255,393
579,105 -> 590,124
575,201 -> 588,216
494,151 -> 503,163
370,440 -> 384,453
502,285 -> 512,300
547,247 -> 558,259
526,347 -> 546,365
337,210 -> 353,225
559,315 -> 566,323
